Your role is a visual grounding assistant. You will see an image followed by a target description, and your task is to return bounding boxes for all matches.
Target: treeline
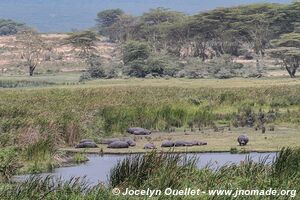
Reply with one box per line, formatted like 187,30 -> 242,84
88,2 -> 299,79
97,3 -> 298,57
2,3 -> 300,78
0,19 -> 26,36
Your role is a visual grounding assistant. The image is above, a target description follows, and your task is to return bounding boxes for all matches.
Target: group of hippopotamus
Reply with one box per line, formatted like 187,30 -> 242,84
161,140 -> 207,147
75,127 -> 250,149
75,127 -> 151,149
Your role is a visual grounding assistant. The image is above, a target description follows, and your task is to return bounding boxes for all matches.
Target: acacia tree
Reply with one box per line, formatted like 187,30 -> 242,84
65,30 -> 105,78
269,25 -> 300,78
65,30 -> 99,58
17,30 -> 49,76
96,9 -> 125,41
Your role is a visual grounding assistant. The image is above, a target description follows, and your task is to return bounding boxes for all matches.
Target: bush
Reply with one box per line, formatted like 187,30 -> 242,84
86,54 -> 105,79
79,72 -> 91,82
123,41 -> 150,65
0,148 -> 19,181
0,19 -> 26,36
87,65 -> 105,79
124,59 -> 147,77
214,67 -> 233,79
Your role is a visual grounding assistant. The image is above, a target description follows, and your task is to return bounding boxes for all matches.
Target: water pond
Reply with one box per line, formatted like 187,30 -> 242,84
14,152 -> 277,185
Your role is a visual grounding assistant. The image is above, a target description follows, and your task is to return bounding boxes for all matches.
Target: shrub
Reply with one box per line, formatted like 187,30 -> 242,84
124,59 -> 147,77
0,148 -> 19,181
0,19 -> 26,35
87,65 -> 105,79
123,41 -> 150,65
86,54 -> 106,79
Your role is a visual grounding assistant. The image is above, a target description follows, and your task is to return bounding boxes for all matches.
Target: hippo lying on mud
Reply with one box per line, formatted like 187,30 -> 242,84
100,138 -> 136,147
175,141 -> 194,147
99,138 -> 120,144
175,141 -> 208,147
162,140 -> 207,148
161,140 -> 175,147
194,141 -> 208,146
237,135 -> 249,146
127,127 -> 151,135
123,138 -> 136,147
144,143 -> 157,149
108,141 -> 130,148
75,139 -> 98,148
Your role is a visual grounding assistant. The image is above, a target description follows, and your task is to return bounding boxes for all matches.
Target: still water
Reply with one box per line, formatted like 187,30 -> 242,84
14,152 -> 277,185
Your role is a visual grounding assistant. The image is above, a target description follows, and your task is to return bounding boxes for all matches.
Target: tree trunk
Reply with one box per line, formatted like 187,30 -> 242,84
286,66 -> 296,78
29,66 -> 35,76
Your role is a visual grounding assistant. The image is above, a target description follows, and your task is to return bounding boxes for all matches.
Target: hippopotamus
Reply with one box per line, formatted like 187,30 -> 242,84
174,141 -> 194,147
161,141 -> 175,148
144,143 -> 157,149
237,135 -> 249,146
198,141 -> 208,146
127,127 -> 151,135
191,141 -> 208,146
79,139 -> 94,144
99,138 -> 121,144
75,140 -> 98,148
123,138 -> 136,147
108,141 -> 129,148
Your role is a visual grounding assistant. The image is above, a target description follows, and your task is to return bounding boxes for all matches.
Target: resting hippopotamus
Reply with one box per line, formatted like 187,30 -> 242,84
99,138 -> 121,144
127,127 -> 151,135
174,141 -> 194,147
123,138 -> 136,147
108,141 -> 129,148
76,141 -> 98,148
237,135 -> 249,146
161,141 -> 175,148
191,141 -> 208,146
144,143 -> 156,149
79,139 -> 94,144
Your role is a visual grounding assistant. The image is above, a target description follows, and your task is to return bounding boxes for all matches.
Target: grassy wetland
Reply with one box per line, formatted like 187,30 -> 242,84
1,77 -> 300,159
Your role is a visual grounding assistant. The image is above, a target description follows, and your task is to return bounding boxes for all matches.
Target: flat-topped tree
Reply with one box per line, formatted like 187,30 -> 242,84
65,30 -> 104,78
65,30 -> 99,58
269,24 -> 300,78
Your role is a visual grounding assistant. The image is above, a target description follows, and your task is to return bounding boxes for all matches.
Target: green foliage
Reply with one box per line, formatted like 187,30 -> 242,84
0,19 -> 26,36
0,80 -> 56,88
96,9 -> 124,28
86,55 -> 105,79
123,41 -> 150,64
0,176 -> 112,200
1,81 -> 300,142
73,153 -> 88,164
0,148 -> 19,181
269,25 -> 300,77
109,151 -> 197,189
25,138 -> 54,162
97,3 -> 299,58
65,30 -> 99,58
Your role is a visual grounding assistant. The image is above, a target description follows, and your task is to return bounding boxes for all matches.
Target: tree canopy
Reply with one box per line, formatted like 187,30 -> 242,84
0,19 -> 26,36
269,23 -> 300,78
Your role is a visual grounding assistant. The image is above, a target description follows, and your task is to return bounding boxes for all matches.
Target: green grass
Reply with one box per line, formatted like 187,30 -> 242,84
0,73 -> 81,88
62,126 -> 300,154
0,148 -> 299,199
1,76 -> 300,177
